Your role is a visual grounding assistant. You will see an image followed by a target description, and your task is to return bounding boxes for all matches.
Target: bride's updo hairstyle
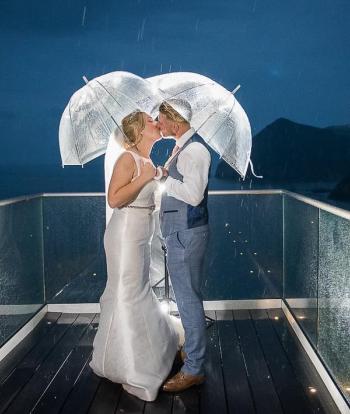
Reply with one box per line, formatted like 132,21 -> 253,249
121,110 -> 145,148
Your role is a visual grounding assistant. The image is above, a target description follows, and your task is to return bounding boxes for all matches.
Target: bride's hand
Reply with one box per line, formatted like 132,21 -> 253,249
140,161 -> 156,182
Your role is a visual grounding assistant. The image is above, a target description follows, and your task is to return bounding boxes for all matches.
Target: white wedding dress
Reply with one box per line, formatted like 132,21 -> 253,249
90,150 -> 181,402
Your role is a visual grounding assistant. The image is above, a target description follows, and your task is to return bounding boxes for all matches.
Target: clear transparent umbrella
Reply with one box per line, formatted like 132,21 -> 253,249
59,71 -> 161,166
148,72 -> 252,178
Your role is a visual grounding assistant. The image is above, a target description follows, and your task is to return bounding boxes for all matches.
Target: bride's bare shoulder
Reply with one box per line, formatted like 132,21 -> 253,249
115,151 -> 135,167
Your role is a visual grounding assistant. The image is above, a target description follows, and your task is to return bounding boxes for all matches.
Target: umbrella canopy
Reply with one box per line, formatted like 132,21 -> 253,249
148,72 -> 252,178
59,71 -> 161,166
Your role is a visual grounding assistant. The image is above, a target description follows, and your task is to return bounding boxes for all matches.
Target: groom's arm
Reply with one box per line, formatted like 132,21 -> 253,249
164,143 -> 210,206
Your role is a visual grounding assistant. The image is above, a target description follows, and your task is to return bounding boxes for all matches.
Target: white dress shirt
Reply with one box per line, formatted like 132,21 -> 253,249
164,128 -> 211,207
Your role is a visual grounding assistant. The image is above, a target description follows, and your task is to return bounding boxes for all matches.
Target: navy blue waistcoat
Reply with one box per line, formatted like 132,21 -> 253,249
159,134 -> 210,237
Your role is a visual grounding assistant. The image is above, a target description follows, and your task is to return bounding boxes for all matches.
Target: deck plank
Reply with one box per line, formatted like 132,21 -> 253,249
267,309 -> 340,414
216,310 -> 255,414
32,314 -> 99,414
172,388 -> 199,414
59,356 -> 101,414
0,313 -> 79,413
0,312 -> 61,385
143,391 -> 173,414
250,309 -> 311,414
0,309 -> 345,414
199,312 -> 227,414
233,309 -> 283,414
115,389 -> 145,414
88,378 -> 122,414
5,314 -> 95,414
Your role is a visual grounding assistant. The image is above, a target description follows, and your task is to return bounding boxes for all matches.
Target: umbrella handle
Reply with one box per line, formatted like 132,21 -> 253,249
249,159 -> 263,179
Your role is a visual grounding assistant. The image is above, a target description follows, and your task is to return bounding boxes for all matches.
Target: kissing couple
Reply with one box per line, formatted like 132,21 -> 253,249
89,98 -> 211,401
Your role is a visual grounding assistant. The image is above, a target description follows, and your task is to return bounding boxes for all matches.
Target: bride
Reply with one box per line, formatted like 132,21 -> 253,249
89,110 -> 182,402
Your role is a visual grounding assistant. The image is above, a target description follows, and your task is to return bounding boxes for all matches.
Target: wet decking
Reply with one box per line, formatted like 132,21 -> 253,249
0,309 -> 340,414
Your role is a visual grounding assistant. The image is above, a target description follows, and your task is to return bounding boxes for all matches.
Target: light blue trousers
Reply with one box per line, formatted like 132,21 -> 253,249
165,224 -> 209,376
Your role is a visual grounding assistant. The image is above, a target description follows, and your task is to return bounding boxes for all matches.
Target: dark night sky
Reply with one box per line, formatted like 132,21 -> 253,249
0,0 -> 349,168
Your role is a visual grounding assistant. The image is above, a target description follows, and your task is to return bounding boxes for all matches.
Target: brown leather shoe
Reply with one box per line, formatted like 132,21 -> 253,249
163,371 -> 205,392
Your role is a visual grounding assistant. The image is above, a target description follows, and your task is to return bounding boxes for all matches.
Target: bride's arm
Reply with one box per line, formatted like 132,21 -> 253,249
108,153 -> 155,209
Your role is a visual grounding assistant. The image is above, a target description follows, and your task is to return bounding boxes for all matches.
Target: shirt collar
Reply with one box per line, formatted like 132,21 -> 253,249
176,127 -> 195,148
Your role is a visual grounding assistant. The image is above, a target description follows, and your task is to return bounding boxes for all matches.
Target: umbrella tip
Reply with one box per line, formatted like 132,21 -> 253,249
231,84 -> 241,95
82,76 -> 89,84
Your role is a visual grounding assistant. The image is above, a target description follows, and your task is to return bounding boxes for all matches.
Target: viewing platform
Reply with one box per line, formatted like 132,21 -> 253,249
0,190 -> 349,413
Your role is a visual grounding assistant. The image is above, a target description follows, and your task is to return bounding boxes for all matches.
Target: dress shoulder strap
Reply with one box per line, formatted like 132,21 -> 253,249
124,150 -> 141,177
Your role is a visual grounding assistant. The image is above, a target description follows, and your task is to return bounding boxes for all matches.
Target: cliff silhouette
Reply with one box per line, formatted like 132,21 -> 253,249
215,118 -> 350,191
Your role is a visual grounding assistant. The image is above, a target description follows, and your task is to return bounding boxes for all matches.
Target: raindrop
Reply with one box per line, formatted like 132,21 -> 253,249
252,0 -> 257,13
195,19 -> 200,32
137,18 -> 147,42
81,5 -> 87,27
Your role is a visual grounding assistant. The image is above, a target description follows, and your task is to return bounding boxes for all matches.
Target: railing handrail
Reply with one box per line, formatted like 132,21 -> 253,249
1,190 -> 349,221
284,190 -> 350,221
0,193 -> 42,207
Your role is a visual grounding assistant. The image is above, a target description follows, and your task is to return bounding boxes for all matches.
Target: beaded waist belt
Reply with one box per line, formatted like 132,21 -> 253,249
126,205 -> 156,210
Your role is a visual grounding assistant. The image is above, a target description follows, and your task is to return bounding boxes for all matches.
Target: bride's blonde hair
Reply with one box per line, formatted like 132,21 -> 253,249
121,110 -> 145,148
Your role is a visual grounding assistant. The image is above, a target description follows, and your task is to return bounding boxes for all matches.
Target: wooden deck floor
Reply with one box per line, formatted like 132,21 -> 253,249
0,309 -> 341,414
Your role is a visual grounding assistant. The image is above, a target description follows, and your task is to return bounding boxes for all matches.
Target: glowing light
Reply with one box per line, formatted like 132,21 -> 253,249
298,316 -> 306,320
345,387 -> 350,392
274,316 -> 279,320
308,387 -> 317,394
159,183 -> 166,194
160,300 -> 170,314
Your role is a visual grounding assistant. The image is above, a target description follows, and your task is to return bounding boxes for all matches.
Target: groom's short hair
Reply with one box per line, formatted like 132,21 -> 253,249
159,100 -> 191,125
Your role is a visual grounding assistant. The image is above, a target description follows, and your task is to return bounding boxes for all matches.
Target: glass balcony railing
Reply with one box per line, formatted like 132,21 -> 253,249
0,190 -> 349,405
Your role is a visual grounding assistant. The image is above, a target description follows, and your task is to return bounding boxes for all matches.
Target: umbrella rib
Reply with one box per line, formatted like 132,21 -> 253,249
86,80 -> 120,126
219,114 -> 239,159
93,79 -> 158,140
165,82 -> 215,100
202,95 -> 236,146
94,79 -> 147,116
68,101 -> 83,164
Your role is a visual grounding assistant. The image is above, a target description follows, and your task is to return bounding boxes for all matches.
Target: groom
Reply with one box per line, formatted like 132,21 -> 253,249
158,99 -> 211,392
